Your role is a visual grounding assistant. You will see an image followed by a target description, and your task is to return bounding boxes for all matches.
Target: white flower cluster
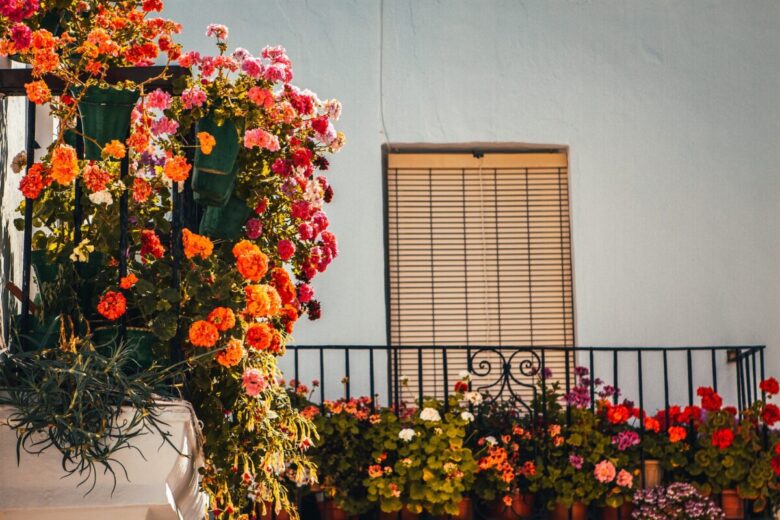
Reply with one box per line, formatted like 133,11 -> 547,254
419,407 -> 441,422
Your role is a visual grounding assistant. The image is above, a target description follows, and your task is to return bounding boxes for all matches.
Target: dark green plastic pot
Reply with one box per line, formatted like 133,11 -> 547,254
192,115 -> 240,207
75,86 -> 140,160
92,326 -> 154,370
199,194 -> 252,240
31,250 -> 59,285
12,314 -> 60,352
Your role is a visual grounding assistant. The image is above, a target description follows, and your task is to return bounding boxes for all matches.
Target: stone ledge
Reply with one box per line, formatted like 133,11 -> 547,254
0,400 -> 207,520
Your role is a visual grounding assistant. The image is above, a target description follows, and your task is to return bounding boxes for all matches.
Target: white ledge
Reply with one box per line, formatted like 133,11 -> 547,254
0,400 -> 208,520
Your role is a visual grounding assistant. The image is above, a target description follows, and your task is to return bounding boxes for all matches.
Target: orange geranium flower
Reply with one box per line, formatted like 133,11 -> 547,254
244,284 -> 282,318
245,323 -> 274,351
215,338 -> 244,368
270,267 -> 296,304
280,304 -> 299,333
97,291 -> 126,320
132,177 -> 152,202
102,140 -> 126,160
236,249 -> 269,281
127,130 -> 150,153
50,145 -> 79,185
19,163 -> 50,199
82,163 -> 111,192
188,320 -> 219,348
182,228 -> 213,260
668,426 -> 687,443
197,131 -> 216,154
24,80 -> 50,104
120,273 -> 139,289
232,239 -> 259,259
163,155 -> 191,181
208,307 -> 236,332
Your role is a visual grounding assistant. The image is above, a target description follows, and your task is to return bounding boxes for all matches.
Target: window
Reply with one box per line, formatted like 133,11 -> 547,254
385,149 -> 574,398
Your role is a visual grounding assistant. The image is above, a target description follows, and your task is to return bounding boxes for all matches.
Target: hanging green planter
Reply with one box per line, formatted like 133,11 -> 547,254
199,194 -> 252,240
192,115 -> 240,207
92,326 -> 155,371
12,314 -> 61,352
74,86 -> 140,161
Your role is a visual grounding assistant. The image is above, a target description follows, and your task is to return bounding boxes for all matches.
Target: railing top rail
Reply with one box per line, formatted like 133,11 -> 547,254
284,344 -> 765,352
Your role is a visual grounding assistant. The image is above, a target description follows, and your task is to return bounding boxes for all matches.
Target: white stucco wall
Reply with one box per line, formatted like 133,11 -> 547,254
2,1 -> 777,409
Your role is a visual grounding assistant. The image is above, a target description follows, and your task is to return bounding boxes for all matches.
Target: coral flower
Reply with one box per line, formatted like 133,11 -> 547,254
270,268 -> 296,305
236,249 -> 269,281
197,131 -> 216,154
606,404 -> 631,425
50,145 -> 79,185
24,80 -> 50,104
97,291 -> 126,321
182,228 -> 214,259
127,130 -> 150,154
102,140 -> 126,160
243,127 -> 280,151
616,469 -> 633,488
132,177 -> 152,202
120,273 -> 138,289
82,163 -> 111,192
245,322 -> 274,351
668,426 -> 687,443
19,163 -> 49,199
188,320 -> 219,348
594,460 -> 616,483
216,338 -> 244,368
232,239 -> 259,259
163,155 -> 191,182
247,86 -> 274,108
241,367 -> 267,397
208,307 -> 236,332
244,284 -> 282,318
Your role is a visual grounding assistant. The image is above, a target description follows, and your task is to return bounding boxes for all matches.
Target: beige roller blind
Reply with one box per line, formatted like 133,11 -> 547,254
386,151 -> 575,401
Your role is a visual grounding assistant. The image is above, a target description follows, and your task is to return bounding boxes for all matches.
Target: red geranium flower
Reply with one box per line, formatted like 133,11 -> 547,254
762,403 -> 780,426
697,386 -> 722,411
711,428 -> 734,450
760,377 -> 780,396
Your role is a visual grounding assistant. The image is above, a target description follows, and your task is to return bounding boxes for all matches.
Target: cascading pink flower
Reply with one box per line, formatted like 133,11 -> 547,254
146,89 -> 172,110
241,58 -> 264,79
242,368 -> 267,397
0,0 -> 39,22
244,128 -> 280,151
182,87 -> 207,109
594,460 -> 616,483
616,469 -> 633,488
177,50 -> 202,68
151,117 -> 179,136
247,87 -> 274,108
10,23 -> 31,50
205,23 -> 228,40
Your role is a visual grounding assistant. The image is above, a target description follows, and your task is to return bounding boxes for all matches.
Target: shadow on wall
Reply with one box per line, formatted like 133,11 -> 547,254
0,96 -> 17,349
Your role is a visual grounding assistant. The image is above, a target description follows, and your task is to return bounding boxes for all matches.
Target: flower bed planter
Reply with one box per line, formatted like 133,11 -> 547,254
0,401 -> 207,520
489,491 -> 534,519
598,502 -> 634,520
550,502 -> 587,520
720,490 -> 744,520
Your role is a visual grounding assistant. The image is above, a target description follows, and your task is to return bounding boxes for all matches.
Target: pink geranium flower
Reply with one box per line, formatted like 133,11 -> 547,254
146,89 -> 171,110
242,368 -> 266,397
594,460 -> 616,483
205,23 -> 228,40
182,87 -> 207,109
616,469 -> 633,488
244,128 -> 280,151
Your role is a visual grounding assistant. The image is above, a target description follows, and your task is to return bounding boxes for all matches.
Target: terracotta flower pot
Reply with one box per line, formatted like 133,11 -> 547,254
550,502 -> 587,520
433,497 -> 472,520
192,114 -> 240,207
378,508 -> 419,520
640,459 -> 663,489
320,500 -> 353,520
720,490 -> 744,520
75,86 -> 140,161
490,491 -> 534,519
599,502 -> 633,520
257,503 -> 291,520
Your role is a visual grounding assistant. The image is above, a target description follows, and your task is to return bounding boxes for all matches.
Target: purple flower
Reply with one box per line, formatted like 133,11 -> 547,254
612,430 -> 640,451
569,454 -> 583,469
574,366 -> 589,377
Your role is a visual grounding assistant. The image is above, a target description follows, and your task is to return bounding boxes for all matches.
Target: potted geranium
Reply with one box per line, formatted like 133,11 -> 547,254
641,404 -> 699,487
687,383 -> 779,518
364,395 -> 477,518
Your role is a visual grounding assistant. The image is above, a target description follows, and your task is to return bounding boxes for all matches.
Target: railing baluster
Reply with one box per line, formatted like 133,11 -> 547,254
663,350 -> 670,428
589,349 -> 595,411
369,347 -> 376,409
612,350 -> 619,404
711,349 -> 718,393
637,350 -> 646,488
20,99 -> 36,337
319,347 -> 325,406
442,347 -> 449,410
344,347 -> 351,399
417,347 -> 423,403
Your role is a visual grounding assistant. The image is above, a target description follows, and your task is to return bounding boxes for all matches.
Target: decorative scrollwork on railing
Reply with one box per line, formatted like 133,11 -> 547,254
468,348 -> 542,413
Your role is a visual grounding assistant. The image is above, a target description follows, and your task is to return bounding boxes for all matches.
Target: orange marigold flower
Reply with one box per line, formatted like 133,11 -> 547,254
97,291 -> 126,320
50,145 -> 79,185
232,239 -> 259,259
215,338 -> 244,368
245,322 -> 274,351
25,80 -> 50,104
197,131 -> 216,155
244,284 -> 282,318
188,320 -> 219,348
120,273 -> 138,289
163,155 -> 191,182
182,228 -> 213,260
82,163 -> 111,192
102,139 -> 126,160
132,177 -> 152,202
208,307 -> 236,332
19,163 -> 49,199
270,267 -> 296,304
236,249 -> 269,281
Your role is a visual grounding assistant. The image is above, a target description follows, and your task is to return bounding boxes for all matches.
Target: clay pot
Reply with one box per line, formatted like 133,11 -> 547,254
257,504 -> 291,520
720,490 -> 744,520
550,502 -> 587,520
489,491 -> 534,519
432,497 -> 473,520
599,502 -> 634,520
640,460 -> 663,489
378,508 -> 419,520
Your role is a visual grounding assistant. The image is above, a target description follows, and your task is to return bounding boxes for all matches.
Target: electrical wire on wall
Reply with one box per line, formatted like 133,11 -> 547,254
379,0 -> 392,148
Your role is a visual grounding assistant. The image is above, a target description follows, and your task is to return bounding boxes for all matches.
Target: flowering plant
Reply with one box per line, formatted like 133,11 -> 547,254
641,404 -> 698,480
688,383 -> 780,513
364,394 -> 477,516
309,396 -> 378,515
632,483 -> 725,520
472,423 -> 537,505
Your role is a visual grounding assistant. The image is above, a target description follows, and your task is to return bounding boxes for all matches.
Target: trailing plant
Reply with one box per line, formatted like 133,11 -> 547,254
632,483 -> 725,520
